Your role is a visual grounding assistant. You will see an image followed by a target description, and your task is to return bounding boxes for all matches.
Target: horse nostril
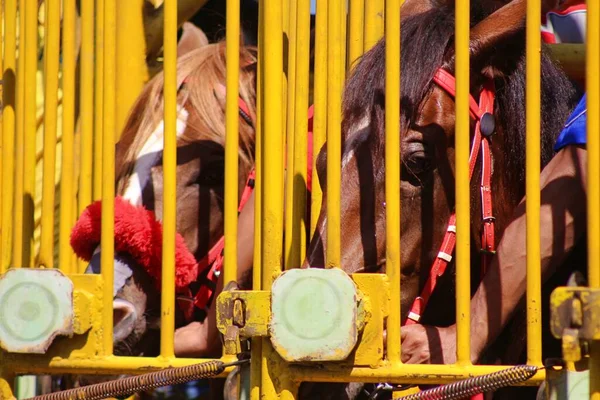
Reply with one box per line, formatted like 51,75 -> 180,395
113,298 -> 138,342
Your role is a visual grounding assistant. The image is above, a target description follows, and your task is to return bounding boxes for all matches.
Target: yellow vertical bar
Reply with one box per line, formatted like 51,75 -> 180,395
102,0 -> 116,355
261,0 -> 284,307
363,0 -> 383,52
93,0 -> 103,203
2,0 -> 17,272
79,0 -> 94,217
454,0 -> 471,365
525,0 -> 542,367
587,0 -> 600,395
326,0 -> 342,268
223,0 -> 240,287
347,0 -> 364,69
291,0 -> 310,265
0,0 -> 4,266
22,0 -> 37,268
284,0 -> 298,270
13,0 -> 25,268
310,0 -> 327,238
59,0 -> 76,274
251,2 -> 264,394
587,0 -> 600,290
39,0 -> 61,269
253,0 -> 264,295
261,0 -> 284,394
281,0 -> 289,138
385,0 -> 401,363
160,0 -> 177,359
340,0 -> 346,82
115,0 -> 149,138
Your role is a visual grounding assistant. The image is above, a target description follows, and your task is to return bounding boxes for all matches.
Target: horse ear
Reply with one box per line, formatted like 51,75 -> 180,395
177,22 -> 209,57
470,0 -> 527,59
400,0 -> 438,18
463,0 -> 561,77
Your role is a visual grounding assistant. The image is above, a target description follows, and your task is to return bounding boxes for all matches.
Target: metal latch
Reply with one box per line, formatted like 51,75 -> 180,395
550,280 -> 600,363
216,268 -> 389,363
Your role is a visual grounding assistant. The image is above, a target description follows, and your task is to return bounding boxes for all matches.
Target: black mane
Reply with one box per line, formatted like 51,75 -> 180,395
342,2 -> 578,185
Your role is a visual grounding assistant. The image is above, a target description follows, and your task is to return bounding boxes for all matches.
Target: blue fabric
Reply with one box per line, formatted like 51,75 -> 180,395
554,93 -> 587,152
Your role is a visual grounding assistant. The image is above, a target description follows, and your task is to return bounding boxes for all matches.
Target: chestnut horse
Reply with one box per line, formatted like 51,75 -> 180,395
71,38 -> 257,361
299,0 -> 582,398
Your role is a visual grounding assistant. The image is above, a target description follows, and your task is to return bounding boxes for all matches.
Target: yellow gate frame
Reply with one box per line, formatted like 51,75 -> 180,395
0,0 -> 598,399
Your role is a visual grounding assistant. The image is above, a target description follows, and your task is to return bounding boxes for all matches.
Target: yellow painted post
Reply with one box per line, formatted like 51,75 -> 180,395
251,1 -> 264,396
102,0 -> 116,356
93,0 -> 103,204
385,0 -> 401,363
115,0 -> 149,138
326,0 -> 343,269
340,0 -> 346,82
2,0 -> 17,272
79,0 -> 94,218
347,0 -> 364,69
363,0 -> 383,52
59,0 -> 76,274
13,0 -> 25,269
39,0 -> 61,269
281,0 -> 288,138
160,0 -> 177,359
587,0 -> 600,395
525,0 -> 542,367
261,0 -> 284,302
224,0 -> 241,286
284,0 -> 298,271
310,0 -> 327,238
454,0 -> 471,365
0,0 -> 4,265
291,0 -> 310,266
587,0 -> 600,290
23,0 -> 38,268
253,0 -> 264,296
261,0 -> 284,394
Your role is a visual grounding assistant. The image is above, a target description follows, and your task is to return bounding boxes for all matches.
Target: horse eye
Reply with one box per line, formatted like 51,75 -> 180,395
406,151 -> 432,172
401,143 -> 434,183
198,162 -> 225,186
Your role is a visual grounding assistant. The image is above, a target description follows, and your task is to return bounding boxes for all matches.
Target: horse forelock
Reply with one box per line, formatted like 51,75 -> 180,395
341,4 -> 577,182
115,41 -> 258,204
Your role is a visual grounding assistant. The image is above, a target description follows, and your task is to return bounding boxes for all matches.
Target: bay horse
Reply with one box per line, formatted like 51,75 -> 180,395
299,0 -> 582,398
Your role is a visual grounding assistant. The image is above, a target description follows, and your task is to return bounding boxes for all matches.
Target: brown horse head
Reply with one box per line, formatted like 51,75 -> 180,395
80,39 -> 257,357
304,0 -> 577,329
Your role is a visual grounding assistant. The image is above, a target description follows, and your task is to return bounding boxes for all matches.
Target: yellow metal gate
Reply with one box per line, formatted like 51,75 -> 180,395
0,0 -> 598,398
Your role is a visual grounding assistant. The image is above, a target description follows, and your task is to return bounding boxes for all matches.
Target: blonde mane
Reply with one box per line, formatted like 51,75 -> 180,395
115,40 -> 258,195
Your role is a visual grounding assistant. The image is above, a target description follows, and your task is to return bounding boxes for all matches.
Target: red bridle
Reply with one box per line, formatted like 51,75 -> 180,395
176,96 -> 257,323
405,68 -> 497,326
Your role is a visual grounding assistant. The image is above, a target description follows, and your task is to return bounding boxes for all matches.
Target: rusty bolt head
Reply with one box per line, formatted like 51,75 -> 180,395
233,299 -> 246,328
570,297 -> 583,328
224,325 -> 242,355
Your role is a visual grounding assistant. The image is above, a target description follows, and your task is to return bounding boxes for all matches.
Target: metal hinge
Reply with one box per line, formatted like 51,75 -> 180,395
550,274 -> 600,363
216,269 -> 390,364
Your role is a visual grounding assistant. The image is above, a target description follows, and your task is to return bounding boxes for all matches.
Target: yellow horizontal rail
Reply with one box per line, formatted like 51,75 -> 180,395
4,356 -> 237,377
1,355 -> 545,386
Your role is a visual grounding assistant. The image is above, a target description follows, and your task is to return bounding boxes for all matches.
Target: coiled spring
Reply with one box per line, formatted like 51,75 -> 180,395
396,365 -> 540,400
25,359 -> 246,400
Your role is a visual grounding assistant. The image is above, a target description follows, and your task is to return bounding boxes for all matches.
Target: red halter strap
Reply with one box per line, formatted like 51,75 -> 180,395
405,68 -> 496,325
176,96 -> 256,323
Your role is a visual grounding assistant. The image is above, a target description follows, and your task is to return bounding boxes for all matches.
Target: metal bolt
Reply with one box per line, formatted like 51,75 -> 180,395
571,297 -> 583,328
233,299 -> 246,328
